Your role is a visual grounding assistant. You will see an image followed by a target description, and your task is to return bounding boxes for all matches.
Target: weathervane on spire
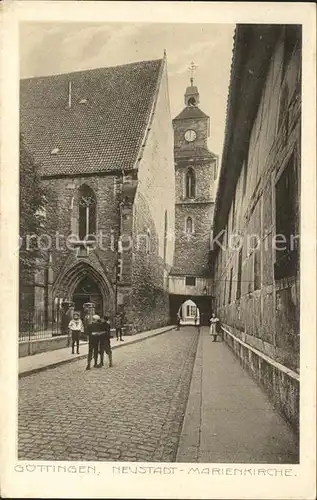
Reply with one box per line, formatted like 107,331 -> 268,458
188,61 -> 198,85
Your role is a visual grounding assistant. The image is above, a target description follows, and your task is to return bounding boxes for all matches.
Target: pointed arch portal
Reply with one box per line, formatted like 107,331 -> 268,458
53,261 -> 114,317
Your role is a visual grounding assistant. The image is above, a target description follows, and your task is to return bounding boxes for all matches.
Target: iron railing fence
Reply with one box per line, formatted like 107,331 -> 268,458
19,309 -> 63,341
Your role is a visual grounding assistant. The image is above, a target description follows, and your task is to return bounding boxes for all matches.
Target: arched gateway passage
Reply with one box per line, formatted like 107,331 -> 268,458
170,295 -> 212,326
179,299 -> 200,326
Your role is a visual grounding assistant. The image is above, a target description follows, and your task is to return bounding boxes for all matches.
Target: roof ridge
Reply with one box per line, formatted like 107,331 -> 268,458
131,58 -> 166,170
173,105 -> 209,121
21,58 -> 163,81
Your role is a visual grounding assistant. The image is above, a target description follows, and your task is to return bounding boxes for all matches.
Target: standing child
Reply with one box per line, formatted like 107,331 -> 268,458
68,312 -> 84,354
209,313 -> 220,342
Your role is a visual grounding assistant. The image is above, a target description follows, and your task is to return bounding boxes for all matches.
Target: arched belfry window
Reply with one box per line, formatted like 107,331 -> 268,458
186,216 -> 193,234
185,168 -> 195,198
78,184 -> 97,239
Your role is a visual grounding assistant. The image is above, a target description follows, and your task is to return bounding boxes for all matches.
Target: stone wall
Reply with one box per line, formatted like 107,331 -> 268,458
19,335 -> 70,357
175,161 -> 216,203
174,202 -> 214,276
212,27 -> 301,431
40,174 -> 119,319
43,175 -> 119,279
130,63 -> 175,332
214,31 -> 301,373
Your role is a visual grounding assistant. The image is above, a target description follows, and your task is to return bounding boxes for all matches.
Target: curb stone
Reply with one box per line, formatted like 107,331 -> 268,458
19,326 -> 176,378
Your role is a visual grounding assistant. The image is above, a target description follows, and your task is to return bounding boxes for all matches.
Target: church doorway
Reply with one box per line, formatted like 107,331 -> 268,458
179,299 -> 200,326
73,275 -> 103,316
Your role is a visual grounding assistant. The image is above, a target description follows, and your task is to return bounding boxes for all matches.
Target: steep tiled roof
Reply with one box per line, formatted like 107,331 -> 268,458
173,106 -> 209,121
20,59 -> 164,177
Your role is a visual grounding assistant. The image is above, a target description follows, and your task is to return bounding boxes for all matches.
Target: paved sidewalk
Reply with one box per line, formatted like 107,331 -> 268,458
19,325 -> 175,377
176,327 -> 299,464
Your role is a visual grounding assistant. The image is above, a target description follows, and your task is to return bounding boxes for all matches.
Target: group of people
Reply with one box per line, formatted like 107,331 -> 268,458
68,311 -> 127,370
176,310 -> 223,342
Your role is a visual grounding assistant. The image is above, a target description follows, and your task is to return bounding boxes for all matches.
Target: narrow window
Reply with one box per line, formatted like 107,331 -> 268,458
185,168 -> 196,198
163,210 -> 168,263
78,184 -> 96,240
231,191 -> 236,230
223,277 -> 227,306
236,248 -> 243,300
185,276 -> 196,286
185,216 -> 193,234
190,306 -> 196,317
254,249 -> 261,290
274,154 -> 299,280
243,144 -> 249,197
146,229 -> 151,255
214,158 -> 218,180
228,268 -> 233,304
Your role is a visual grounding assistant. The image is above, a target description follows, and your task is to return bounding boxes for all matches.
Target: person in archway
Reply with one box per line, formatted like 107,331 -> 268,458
176,309 -> 181,330
209,312 -> 220,342
194,308 -> 200,333
86,314 -> 102,370
68,312 -> 84,354
98,315 -> 113,368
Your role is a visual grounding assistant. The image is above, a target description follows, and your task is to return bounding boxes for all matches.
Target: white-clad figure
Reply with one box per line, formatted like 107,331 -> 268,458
209,313 -> 220,342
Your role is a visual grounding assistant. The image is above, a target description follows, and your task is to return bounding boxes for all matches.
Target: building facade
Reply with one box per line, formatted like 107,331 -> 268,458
211,25 -> 301,431
169,78 -> 218,324
20,56 -> 175,334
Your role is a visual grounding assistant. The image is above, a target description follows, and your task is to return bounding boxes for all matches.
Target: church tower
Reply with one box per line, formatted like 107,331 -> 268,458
169,66 -> 218,325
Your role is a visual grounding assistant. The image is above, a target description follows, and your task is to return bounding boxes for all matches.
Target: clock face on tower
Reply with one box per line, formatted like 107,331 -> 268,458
184,129 -> 197,142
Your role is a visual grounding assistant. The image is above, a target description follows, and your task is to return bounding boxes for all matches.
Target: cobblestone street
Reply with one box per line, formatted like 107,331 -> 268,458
19,328 -> 199,462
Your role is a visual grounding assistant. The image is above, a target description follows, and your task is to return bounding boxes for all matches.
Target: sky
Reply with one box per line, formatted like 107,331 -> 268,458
20,22 -> 235,161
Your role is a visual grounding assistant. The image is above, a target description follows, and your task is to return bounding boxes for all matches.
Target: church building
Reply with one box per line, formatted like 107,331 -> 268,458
20,55 -> 175,334
169,72 -> 218,325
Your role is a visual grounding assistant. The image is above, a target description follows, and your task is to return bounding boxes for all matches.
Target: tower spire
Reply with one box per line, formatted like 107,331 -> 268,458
185,62 -> 200,107
188,61 -> 198,86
